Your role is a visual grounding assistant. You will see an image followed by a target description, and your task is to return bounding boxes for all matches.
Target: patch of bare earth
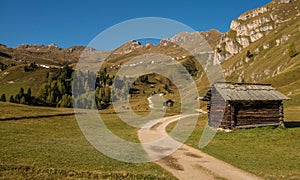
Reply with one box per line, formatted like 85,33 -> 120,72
138,115 -> 262,180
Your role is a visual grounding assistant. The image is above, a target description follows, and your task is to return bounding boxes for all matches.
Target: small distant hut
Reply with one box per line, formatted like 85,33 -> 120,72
202,82 -> 290,129
163,99 -> 174,107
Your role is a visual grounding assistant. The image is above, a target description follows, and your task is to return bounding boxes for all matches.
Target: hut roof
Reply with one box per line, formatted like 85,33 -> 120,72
203,82 -> 290,101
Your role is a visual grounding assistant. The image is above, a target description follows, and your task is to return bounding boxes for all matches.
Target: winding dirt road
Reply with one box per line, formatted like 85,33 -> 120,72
138,115 -> 262,180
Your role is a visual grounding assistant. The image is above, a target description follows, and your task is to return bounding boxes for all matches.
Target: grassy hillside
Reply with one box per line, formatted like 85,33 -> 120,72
222,15 -> 300,107
0,102 -> 75,119
0,44 -> 94,98
0,65 -> 49,98
0,44 -> 85,66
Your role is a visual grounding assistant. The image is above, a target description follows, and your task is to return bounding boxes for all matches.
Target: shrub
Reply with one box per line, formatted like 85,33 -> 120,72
246,50 -> 253,58
0,94 -> 6,102
288,43 -> 298,58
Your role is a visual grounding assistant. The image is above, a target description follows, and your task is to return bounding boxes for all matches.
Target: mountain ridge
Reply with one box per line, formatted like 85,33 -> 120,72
214,0 -> 299,63
0,0 -> 299,106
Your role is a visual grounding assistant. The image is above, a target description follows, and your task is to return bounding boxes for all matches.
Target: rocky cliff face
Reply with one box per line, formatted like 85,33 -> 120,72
214,0 -> 299,63
112,40 -> 144,55
0,43 -> 96,68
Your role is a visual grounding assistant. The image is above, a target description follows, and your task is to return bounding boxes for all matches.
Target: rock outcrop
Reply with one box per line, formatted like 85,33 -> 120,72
214,0 -> 299,63
112,40 -> 144,55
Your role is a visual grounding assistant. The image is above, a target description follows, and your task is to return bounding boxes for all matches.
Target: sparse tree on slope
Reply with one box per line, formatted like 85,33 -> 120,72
0,94 -> 6,102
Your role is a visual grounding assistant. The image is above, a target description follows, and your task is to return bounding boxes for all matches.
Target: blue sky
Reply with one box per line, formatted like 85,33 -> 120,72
1,0 -> 272,49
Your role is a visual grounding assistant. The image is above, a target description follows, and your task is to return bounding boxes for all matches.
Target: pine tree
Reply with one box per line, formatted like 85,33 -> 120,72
57,80 -> 66,95
74,97 -> 83,108
25,88 -> 32,105
27,88 -> 31,98
9,95 -> 14,103
104,86 -> 111,103
37,84 -> 49,101
288,43 -> 298,58
30,61 -> 37,69
139,75 -> 149,83
246,50 -> 253,58
66,95 -> 72,107
164,84 -> 169,92
24,66 -> 29,72
20,96 -> 26,104
59,94 -> 72,108
14,94 -> 20,103
84,80 -> 90,92
18,88 -> 24,98
0,94 -> 6,102
111,89 -> 117,102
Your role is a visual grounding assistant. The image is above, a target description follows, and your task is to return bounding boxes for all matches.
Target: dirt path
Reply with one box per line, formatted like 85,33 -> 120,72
138,115 -> 262,180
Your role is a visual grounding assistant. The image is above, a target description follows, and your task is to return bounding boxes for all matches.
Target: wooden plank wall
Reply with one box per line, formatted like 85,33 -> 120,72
207,88 -> 284,129
234,101 -> 282,127
208,87 -> 226,128
220,103 -> 232,129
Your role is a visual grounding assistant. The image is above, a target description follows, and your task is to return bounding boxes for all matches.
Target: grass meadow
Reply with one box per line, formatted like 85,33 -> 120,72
1,102 -> 299,179
0,102 -> 175,179
169,106 -> 300,179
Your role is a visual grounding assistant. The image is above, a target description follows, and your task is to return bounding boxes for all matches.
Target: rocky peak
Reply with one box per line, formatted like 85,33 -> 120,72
214,0 -> 299,63
18,44 -> 39,49
65,46 -> 90,54
161,30 -> 222,50
237,7 -> 269,21
112,40 -> 144,55
47,43 -> 62,51
0,44 -> 7,48
48,43 -> 58,48
278,0 -> 296,4
167,32 -> 197,43
16,43 -> 62,52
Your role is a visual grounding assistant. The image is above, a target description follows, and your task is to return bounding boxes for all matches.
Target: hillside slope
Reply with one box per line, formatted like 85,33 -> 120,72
0,0 -> 299,107
215,0 -> 299,63
0,44 -> 99,97
221,1 -> 300,106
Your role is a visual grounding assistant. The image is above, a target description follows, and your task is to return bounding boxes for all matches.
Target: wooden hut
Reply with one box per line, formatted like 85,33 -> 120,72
202,82 -> 289,129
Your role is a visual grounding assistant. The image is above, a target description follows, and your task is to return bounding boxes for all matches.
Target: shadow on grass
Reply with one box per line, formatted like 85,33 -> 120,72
0,112 -> 84,121
284,121 -> 300,128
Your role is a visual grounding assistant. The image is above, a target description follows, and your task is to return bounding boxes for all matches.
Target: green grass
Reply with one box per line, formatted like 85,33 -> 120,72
220,6 -> 300,107
285,106 -> 300,122
0,102 -> 75,119
0,103 -> 175,179
167,107 -> 300,179
202,127 -> 299,179
0,65 -> 49,98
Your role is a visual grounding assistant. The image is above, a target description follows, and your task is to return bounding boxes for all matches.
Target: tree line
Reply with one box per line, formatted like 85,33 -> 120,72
72,69 -> 131,109
1,65 -> 130,109
1,88 -> 33,105
1,65 -> 163,109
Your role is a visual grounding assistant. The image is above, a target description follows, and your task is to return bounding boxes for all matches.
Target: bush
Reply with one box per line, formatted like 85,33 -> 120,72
288,43 -> 298,58
0,94 -> 6,102
9,96 -> 14,103
246,50 -> 253,58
